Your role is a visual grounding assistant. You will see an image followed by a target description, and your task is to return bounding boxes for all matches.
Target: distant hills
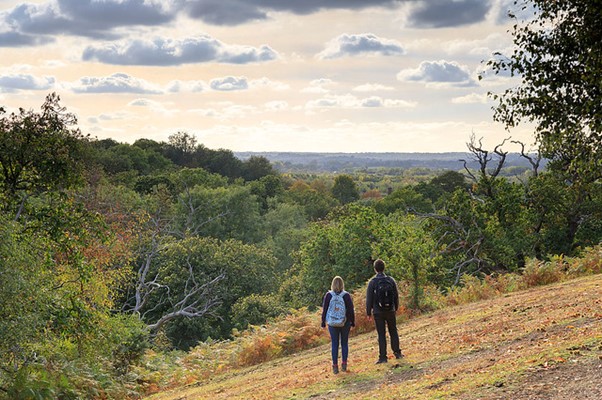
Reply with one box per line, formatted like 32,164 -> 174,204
235,152 -> 541,174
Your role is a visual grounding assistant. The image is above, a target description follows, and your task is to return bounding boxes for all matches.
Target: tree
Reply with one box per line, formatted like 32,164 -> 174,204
372,213 -> 442,310
242,155 -> 277,181
331,174 -> 360,204
488,0 -> 602,179
0,93 -> 87,217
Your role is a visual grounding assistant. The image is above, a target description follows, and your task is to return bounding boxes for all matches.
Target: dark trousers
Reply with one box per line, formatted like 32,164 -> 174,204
328,321 -> 351,365
374,311 -> 400,360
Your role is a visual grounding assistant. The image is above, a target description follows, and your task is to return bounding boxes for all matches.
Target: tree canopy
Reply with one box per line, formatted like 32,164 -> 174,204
489,0 -> 602,178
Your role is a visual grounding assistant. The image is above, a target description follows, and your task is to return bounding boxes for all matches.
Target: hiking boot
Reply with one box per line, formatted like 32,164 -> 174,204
341,363 -> 347,372
332,364 -> 339,374
394,352 -> 404,359
375,358 -> 388,364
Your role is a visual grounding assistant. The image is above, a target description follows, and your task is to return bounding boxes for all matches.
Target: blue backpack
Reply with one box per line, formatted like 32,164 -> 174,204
326,290 -> 347,327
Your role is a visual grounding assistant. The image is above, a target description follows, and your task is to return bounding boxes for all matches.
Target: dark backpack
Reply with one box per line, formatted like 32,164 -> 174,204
374,277 -> 396,311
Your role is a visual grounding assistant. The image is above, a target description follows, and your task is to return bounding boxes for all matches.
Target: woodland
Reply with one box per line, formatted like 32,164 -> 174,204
1,0 -> 601,398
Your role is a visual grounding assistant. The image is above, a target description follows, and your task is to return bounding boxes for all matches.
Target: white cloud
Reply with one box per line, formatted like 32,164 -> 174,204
72,72 -> 163,94
249,77 -> 290,91
452,93 -> 489,104
82,35 -> 279,66
353,83 -> 395,92
264,101 -> 289,111
0,73 -> 55,92
210,76 -> 248,91
301,78 -> 335,94
306,94 -> 416,109
167,80 -> 206,93
317,33 -> 405,59
397,60 -> 476,87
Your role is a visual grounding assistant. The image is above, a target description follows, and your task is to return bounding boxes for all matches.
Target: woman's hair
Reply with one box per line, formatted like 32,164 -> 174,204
374,259 -> 386,272
331,276 -> 345,293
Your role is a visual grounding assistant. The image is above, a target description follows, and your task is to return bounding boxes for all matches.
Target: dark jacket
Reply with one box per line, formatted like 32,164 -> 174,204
366,272 -> 399,316
321,291 -> 355,327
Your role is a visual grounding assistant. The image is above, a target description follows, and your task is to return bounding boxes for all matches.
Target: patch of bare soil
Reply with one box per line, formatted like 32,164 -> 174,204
467,343 -> 602,400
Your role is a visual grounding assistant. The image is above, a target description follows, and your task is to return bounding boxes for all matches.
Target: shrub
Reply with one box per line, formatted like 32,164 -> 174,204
521,257 -> 565,287
232,294 -> 290,331
567,245 -> 602,276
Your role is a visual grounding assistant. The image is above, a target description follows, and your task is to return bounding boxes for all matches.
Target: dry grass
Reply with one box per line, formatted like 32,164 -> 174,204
146,274 -> 602,400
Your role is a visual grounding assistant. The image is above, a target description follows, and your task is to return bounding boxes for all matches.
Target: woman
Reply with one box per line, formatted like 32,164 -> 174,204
321,275 -> 355,374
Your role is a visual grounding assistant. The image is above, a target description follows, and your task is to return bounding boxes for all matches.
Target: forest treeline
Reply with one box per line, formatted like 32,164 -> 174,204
1,94 -> 601,398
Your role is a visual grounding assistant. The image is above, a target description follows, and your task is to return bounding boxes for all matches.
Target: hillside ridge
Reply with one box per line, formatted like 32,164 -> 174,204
148,274 -> 602,399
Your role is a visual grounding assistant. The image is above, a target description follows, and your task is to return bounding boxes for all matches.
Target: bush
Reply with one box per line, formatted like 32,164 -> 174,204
232,294 -> 290,331
521,257 -> 565,287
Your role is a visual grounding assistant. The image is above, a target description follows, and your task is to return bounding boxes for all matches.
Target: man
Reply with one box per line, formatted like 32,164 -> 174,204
366,259 -> 403,364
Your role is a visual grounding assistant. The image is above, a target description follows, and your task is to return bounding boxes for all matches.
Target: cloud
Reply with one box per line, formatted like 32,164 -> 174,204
182,0 -> 401,26
249,77 -> 290,91
0,0 -> 406,45
306,94 -> 416,109
0,31 -> 55,47
82,35 -> 278,66
0,73 -> 55,92
210,76 -> 249,91
301,78 -> 335,94
182,0 -> 268,26
264,101 -> 289,111
167,80 -> 206,93
72,73 -> 163,94
451,92 -> 489,104
353,83 -> 395,92
1,0 -> 175,42
489,0 -> 538,24
317,33 -> 405,59
397,60 -> 476,87
405,0 -> 491,28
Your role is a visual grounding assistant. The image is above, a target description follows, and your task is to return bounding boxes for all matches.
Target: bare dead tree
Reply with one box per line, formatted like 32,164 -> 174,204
146,262 -> 225,332
415,212 -> 486,285
122,201 -> 226,333
460,134 -> 510,199
512,139 -> 542,177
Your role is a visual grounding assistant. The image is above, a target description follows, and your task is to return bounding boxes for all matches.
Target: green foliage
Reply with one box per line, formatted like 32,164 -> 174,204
232,294 -> 290,331
295,204 -> 382,306
286,179 -> 337,220
0,93 -> 87,213
374,186 -> 432,215
174,185 -> 263,243
490,0 -> 602,178
373,213 -> 442,310
331,174 -> 360,204
139,236 -> 278,348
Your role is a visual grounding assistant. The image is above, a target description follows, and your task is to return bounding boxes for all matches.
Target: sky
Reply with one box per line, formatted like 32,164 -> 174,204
0,0 -> 536,153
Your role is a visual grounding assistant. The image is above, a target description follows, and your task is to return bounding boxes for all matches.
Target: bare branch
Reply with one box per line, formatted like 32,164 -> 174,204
147,272 -> 225,332
512,140 -> 542,177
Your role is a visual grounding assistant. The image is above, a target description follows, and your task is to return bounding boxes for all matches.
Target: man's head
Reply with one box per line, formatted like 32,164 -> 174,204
374,258 -> 385,273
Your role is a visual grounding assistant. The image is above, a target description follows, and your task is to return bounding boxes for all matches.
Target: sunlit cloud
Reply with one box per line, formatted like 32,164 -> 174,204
0,73 -> 55,92
353,83 -> 395,92
317,33 -> 405,59
397,60 -> 477,87
452,92 -> 489,104
210,76 -> 248,91
72,73 -> 163,94
82,35 -> 279,66
306,94 -> 416,109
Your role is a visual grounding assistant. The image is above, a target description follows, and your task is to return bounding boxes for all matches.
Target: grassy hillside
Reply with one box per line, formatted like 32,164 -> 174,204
147,274 -> 602,399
